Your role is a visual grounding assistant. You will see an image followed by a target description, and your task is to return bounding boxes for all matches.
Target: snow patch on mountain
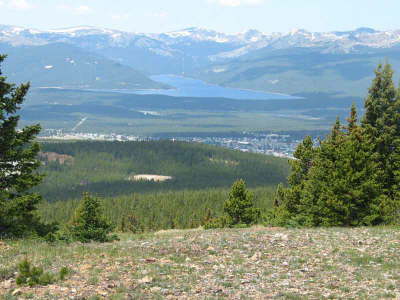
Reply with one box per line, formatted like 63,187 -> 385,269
162,27 -> 233,43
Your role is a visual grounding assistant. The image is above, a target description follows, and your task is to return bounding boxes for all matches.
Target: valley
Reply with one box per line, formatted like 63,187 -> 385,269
2,24 -> 390,142
2,2 -> 400,299
20,78 -> 357,139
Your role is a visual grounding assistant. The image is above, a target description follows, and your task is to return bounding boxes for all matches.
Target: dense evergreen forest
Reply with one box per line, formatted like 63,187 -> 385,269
39,187 -> 276,232
36,140 -> 289,202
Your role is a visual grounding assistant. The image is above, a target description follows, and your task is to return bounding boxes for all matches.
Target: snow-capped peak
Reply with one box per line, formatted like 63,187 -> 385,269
161,27 -> 234,43
289,28 -> 309,35
46,26 -> 125,36
1,24 -> 400,59
48,26 -> 99,33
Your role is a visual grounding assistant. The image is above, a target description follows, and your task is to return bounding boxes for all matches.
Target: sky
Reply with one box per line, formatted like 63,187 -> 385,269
0,0 -> 400,34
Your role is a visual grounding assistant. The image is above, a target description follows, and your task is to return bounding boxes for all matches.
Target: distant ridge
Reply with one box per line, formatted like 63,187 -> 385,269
1,24 -> 400,95
0,41 -> 167,89
1,24 -> 400,54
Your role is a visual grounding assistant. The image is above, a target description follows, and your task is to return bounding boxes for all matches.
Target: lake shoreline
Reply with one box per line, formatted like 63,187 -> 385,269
35,75 -> 298,101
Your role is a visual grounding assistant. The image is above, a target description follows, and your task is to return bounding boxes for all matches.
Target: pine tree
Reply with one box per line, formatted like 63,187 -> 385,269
67,193 -> 116,243
0,55 -> 45,237
290,118 -> 346,226
362,63 -> 400,222
271,136 -> 315,224
299,106 -> 383,226
271,63 -> 400,227
393,84 -> 400,203
224,179 -> 260,225
272,104 -> 387,226
363,65 -> 395,127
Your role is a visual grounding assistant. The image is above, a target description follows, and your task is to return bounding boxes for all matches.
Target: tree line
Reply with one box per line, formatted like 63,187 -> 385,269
39,186 -> 275,234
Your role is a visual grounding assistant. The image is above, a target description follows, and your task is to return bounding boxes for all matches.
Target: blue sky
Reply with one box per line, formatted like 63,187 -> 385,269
1,0 -> 399,33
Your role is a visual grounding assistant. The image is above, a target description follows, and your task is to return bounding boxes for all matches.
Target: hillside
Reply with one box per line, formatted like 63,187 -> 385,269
1,227 -> 399,299
195,48 -> 400,97
0,42 -> 166,89
36,140 -> 289,202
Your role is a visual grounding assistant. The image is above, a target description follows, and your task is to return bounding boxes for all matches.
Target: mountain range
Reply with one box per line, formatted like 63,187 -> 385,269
2,25 -> 400,55
1,25 -> 400,95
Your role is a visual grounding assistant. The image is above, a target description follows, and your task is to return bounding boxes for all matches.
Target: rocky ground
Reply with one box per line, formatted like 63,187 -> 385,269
1,226 -> 399,299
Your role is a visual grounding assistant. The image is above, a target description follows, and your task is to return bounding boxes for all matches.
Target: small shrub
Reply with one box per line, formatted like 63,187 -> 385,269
263,205 -> 299,228
67,193 -> 118,243
119,214 -> 144,234
0,267 -> 15,281
44,232 -> 57,243
43,230 -> 73,243
16,259 -> 54,287
59,266 -> 72,281
231,223 -> 250,229
16,259 -> 71,287
202,208 -> 214,225
204,216 -> 230,230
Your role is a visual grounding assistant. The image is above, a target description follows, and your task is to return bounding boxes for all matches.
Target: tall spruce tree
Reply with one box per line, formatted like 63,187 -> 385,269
299,106 -> 382,226
0,55 -> 45,237
394,84 -> 400,203
362,63 -> 400,223
294,118 -> 346,226
271,136 -> 315,225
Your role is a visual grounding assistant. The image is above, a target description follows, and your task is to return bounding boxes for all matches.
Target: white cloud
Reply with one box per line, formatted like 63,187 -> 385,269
208,0 -> 265,6
7,0 -> 32,10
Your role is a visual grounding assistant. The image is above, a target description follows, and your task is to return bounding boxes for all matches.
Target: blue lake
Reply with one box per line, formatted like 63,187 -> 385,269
134,75 -> 298,100
47,75 -> 299,100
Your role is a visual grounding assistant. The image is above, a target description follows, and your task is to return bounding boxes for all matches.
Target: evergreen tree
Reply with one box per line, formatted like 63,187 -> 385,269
271,136 -> 315,225
362,63 -> 400,223
292,119 -> 345,226
0,55 -> 45,237
224,179 -> 260,225
393,84 -> 400,203
298,106 -> 382,226
363,64 -> 397,130
67,193 -> 116,243
271,63 -> 400,227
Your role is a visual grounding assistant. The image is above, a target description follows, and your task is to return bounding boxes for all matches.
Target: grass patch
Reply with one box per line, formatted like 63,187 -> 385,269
0,227 -> 399,298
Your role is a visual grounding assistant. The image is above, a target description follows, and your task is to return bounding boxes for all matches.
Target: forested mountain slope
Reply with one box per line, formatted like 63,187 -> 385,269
37,140 -> 289,202
195,47 -> 400,97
